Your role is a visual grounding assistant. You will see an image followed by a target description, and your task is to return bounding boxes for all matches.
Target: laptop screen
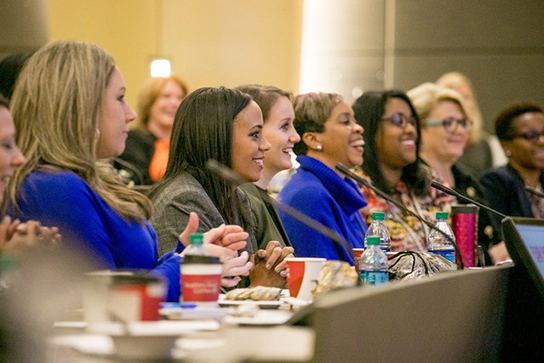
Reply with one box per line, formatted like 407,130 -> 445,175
515,224 -> 544,277
502,217 -> 544,300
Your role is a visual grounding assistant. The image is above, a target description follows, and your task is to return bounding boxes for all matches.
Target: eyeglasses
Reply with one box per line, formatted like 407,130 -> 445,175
426,118 -> 473,133
509,130 -> 544,143
382,113 -> 417,129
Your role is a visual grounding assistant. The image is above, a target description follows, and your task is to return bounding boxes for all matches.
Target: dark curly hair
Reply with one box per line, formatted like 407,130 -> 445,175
495,102 -> 543,141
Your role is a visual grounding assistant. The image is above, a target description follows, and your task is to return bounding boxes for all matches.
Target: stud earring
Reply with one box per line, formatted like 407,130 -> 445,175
316,145 -> 323,151
505,150 -> 511,157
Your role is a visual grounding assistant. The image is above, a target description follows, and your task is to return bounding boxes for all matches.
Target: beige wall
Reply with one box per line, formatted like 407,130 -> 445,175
49,0 -> 303,109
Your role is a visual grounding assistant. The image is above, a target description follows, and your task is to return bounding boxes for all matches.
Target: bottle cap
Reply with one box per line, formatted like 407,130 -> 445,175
366,236 -> 380,245
190,233 -> 204,245
436,211 -> 448,220
372,212 -> 385,220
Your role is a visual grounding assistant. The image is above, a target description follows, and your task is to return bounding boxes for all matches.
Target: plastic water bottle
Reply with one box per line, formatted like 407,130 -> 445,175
427,211 -> 455,263
359,236 -> 389,286
364,212 -> 391,253
185,233 -> 207,256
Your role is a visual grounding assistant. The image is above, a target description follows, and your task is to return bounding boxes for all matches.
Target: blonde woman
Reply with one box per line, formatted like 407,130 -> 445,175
114,75 -> 188,185
436,72 -> 507,176
407,82 -> 501,263
5,41 -> 250,301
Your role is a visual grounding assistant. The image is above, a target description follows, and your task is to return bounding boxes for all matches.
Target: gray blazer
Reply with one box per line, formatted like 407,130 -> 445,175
150,172 -> 256,256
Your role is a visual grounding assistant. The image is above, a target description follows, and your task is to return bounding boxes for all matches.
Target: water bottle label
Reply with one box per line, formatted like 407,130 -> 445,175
429,249 -> 455,263
360,271 -> 388,285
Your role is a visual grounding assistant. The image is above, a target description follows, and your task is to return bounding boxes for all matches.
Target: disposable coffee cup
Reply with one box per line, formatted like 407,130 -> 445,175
108,274 -> 166,322
353,248 -> 365,266
83,270 -> 133,326
180,255 -> 222,303
285,257 -> 326,301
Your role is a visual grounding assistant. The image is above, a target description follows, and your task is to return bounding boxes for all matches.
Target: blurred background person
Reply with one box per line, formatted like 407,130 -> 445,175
480,102 -> 544,222
149,87 -> 293,288
0,53 -> 32,102
235,84 -> 299,250
353,90 -> 452,252
436,72 -> 507,178
407,83 -> 501,264
113,75 -> 188,185
278,92 -> 366,264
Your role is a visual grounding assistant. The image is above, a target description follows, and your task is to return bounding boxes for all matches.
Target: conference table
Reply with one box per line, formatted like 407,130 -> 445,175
47,265 -> 527,362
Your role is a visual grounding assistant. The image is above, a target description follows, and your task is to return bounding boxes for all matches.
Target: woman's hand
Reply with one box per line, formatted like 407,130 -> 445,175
177,212 -> 252,287
178,212 -> 248,252
0,217 -> 61,255
249,241 -> 295,288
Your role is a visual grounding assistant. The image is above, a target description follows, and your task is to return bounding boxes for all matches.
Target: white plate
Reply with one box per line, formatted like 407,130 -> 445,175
217,295 -> 283,309
223,310 -> 293,326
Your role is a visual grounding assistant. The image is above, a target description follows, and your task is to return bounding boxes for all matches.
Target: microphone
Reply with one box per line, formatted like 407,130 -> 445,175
525,186 -> 544,199
205,159 -> 362,280
431,181 -> 507,219
336,163 -> 464,270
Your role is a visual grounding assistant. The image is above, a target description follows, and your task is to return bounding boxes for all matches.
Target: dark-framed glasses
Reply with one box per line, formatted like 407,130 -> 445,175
382,113 -> 417,129
426,118 -> 473,133
509,130 -> 544,143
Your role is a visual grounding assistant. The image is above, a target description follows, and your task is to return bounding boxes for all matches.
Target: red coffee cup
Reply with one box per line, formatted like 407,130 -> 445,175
109,274 -> 166,321
285,257 -> 325,301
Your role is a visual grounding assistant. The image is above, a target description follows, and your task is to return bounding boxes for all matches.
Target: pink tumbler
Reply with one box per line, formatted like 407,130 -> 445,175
451,205 -> 479,267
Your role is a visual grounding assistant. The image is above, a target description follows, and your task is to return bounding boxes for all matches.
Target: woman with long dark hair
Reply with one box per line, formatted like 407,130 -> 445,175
352,90 -> 452,252
150,87 -> 293,287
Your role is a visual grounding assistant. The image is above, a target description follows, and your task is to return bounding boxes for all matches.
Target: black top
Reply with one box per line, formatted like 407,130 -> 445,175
480,164 -> 544,225
113,129 -> 157,185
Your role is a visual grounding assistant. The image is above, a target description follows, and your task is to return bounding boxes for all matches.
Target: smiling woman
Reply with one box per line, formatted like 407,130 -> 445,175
408,83 -> 501,262
149,86 -> 293,289
352,90 -> 452,252
277,92 -> 367,264
235,84 -> 300,250
481,102 -> 544,222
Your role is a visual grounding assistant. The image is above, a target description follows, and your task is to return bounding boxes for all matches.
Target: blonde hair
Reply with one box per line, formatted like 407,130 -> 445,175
407,82 -> 470,129
132,74 -> 188,131
436,72 -> 483,142
8,40 -> 151,221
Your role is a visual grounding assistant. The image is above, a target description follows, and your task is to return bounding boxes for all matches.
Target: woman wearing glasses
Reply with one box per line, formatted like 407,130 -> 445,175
480,102 -> 544,222
353,90 -> 452,252
408,83 -> 501,263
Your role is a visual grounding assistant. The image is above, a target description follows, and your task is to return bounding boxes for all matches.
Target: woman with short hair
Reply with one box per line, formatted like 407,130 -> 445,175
480,102 -> 544,221
408,82 -> 501,262
278,92 -> 367,264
